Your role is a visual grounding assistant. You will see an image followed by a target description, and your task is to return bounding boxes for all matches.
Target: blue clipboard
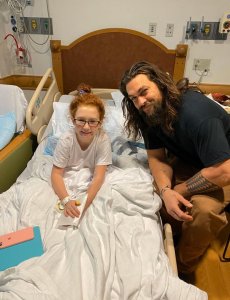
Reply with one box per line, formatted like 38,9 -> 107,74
0,226 -> 44,271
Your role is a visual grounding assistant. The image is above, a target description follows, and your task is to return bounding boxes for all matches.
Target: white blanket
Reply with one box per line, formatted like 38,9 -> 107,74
0,156 -> 207,299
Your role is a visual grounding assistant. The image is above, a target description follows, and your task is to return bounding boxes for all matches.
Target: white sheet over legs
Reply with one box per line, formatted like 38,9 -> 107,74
0,161 -> 207,300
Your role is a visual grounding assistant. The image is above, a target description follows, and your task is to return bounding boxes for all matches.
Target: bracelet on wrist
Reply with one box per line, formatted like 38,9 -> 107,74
160,185 -> 171,198
57,196 -> 70,211
57,197 -> 81,211
61,196 -> 71,206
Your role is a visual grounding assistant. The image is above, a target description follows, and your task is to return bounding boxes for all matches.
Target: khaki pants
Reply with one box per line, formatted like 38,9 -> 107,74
160,158 -> 230,274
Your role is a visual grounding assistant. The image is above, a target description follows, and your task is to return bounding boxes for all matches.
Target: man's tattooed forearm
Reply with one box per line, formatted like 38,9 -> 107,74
186,171 -> 220,194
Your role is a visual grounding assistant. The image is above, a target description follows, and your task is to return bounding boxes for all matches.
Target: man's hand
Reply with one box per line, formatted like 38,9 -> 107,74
162,189 -> 193,222
64,200 -> 81,218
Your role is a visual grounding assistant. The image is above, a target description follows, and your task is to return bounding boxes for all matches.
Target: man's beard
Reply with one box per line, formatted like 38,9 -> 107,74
139,101 -> 164,127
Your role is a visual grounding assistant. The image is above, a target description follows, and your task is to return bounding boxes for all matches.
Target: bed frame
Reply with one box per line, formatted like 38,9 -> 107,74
0,83 -> 38,194
0,129 -> 36,193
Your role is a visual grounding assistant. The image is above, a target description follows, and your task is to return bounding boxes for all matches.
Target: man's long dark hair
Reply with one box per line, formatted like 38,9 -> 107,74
120,61 -> 181,140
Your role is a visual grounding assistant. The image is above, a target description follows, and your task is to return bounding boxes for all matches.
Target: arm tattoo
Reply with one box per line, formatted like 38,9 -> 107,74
186,171 -> 220,195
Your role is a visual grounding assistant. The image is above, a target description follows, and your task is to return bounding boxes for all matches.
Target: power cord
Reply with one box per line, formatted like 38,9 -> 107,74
194,64 -> 209,84
4,33 -> 26,63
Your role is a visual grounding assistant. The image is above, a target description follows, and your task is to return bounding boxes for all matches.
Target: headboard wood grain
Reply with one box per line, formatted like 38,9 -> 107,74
50,28 -> 187,94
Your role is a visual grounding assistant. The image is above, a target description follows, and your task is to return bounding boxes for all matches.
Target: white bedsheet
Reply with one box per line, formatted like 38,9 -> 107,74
0,155 -> 207,299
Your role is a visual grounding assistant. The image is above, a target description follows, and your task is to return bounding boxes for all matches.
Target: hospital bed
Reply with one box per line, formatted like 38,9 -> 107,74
0,28 -> 208,299
0,84 -> 36,193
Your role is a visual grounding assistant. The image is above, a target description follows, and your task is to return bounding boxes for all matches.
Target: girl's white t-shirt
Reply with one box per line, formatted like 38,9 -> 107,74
53,128 -> 112,173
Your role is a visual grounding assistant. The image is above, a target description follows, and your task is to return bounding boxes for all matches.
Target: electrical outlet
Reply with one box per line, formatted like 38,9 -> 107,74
193,59 -> 211,71
165,24 -> 174,37
149,23 -> 157,36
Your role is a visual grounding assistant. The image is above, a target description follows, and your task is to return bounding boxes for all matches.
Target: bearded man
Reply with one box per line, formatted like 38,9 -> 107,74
120,61 -> 230,276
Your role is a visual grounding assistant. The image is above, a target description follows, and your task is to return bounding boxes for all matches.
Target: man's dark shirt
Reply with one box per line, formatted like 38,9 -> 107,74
144,90 -> 230,169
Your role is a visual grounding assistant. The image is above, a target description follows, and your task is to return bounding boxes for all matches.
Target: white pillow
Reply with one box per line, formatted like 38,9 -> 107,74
103,104 -> 126,142
51,100 -> 124,141
110,91 -> 145,146
104,92 -> 126,142
52,102 -> 74,138
43,135 -> 59,156
51,95 -> 144,147
0,84 -> 27,133
111,90 -> 124,108
0,112 -> 16,150
59,95 -> 74,103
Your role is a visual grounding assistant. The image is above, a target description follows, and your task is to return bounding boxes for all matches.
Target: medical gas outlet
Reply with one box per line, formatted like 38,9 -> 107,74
19,17 -> 53,35
219,12 -> 230,33
185,19 -> 228,40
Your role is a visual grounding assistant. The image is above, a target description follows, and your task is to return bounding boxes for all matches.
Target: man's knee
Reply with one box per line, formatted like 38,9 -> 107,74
185,193 -> 228,235
191,190 -> 225,216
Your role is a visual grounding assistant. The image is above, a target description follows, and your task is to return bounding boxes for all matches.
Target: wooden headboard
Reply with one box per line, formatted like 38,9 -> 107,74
50,28 -> 188,94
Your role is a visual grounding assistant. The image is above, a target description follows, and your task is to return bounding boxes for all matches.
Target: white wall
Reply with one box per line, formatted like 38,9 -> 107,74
0,0 -> 229,84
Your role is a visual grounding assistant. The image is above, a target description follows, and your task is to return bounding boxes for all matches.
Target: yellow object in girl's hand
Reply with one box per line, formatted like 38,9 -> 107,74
75,200 -> 81,206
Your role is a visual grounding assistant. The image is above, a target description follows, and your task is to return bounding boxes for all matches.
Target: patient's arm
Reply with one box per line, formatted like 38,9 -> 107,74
51,165 -> 68,200
51,165 -> 80,218
83,165 -> 107,212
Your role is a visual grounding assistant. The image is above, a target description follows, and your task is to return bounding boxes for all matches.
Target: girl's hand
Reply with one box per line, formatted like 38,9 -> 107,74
64,200 -> 81,218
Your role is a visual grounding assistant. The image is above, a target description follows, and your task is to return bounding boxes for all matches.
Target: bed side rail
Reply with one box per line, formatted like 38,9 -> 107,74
26,68 -> 61,137
164,223 -> 178,275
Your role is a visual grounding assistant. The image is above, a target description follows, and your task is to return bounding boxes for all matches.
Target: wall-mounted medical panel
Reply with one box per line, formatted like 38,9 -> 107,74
185,21 -> 227,40
20,17 -> 53,35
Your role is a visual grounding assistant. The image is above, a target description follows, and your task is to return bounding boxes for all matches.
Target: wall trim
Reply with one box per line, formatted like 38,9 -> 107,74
198,83 -> 230,95
0,74 -> 51,90
0,75 -> 229,95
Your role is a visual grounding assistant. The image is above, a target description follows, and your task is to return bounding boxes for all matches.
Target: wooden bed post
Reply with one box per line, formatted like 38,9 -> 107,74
50,40 -> 63,94
173,44 -> 188,83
